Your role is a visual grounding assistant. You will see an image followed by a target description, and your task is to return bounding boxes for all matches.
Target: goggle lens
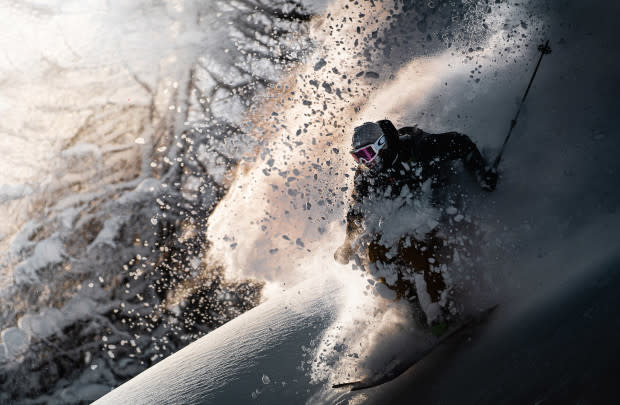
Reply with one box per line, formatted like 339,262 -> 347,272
351,135 -> 385,165
351,146 -> 377,164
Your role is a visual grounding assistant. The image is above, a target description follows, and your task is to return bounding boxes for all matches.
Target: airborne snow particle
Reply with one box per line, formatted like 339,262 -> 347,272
313,58 -> 326,71
261,374 -> 271,384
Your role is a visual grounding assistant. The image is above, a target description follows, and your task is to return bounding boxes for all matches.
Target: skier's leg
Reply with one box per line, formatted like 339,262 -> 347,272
396,236 -> 430,327
367,237 -> 403,300
423,234 -> 448,303
399,232 -> 456,325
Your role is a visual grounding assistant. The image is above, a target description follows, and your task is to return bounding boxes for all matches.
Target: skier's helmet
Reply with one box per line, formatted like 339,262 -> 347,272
351,122 -> 386,165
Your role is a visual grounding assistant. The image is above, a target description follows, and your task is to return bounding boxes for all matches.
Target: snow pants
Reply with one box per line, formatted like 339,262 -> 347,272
367,229 -> 453,326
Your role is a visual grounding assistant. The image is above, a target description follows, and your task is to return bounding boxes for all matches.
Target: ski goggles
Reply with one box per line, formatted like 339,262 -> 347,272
350,135 -> 386,165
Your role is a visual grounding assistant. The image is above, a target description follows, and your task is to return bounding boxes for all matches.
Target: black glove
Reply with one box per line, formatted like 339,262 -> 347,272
334,243 -> 354,264
479,168 -> 497,191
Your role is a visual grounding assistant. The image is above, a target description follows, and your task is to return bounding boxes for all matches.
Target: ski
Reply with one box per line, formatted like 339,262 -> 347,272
332,305 -> 498,391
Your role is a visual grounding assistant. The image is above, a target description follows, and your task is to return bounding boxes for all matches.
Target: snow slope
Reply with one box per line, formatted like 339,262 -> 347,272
94,273 -> 355,404
98,0 -> 620,403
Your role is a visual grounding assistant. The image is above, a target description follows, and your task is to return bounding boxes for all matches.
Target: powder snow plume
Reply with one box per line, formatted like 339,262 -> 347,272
205,0 -> 540,390
205,0 -> 532,296
206,0 -> 397,297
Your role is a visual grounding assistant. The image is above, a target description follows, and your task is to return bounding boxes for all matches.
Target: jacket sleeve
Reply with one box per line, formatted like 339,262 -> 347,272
418,131 -> 487,177
345,205 -> 362,240
344,168 -> 365,241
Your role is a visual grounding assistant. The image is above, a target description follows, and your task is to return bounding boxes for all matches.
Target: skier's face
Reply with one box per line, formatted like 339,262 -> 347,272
362,154 -> 383,171
350,135 -> 386,167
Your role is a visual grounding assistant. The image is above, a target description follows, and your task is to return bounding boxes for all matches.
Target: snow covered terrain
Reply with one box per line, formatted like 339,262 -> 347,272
3,0 -> 620,403
0,0 -> 316,401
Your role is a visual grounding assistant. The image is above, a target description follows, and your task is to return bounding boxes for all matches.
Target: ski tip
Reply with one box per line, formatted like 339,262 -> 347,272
473,304 -> 499,320
482,303 -> 499,312
485,304 -> 500,314
332,380 -> 378,391
332,381 -> 361,389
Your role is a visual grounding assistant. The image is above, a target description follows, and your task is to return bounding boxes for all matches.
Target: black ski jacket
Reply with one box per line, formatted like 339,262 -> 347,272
345,119 -> 486,239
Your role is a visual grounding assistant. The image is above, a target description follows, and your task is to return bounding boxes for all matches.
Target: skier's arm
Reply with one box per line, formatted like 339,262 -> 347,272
334,208 -> 360,265
420,132 -> 496,190
335,173 -> 365,264
344,202 -> 363,240
425,132 -> 485,173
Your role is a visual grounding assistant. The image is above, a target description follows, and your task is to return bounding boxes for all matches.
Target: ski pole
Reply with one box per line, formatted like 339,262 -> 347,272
492,40 -> 552,170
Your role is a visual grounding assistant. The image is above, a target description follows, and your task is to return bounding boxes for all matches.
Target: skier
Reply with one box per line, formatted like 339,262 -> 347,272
334,119 -> 497,329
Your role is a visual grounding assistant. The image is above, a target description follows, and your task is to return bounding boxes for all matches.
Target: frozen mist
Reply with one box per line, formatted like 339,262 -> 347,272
4,0 -> 620,403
